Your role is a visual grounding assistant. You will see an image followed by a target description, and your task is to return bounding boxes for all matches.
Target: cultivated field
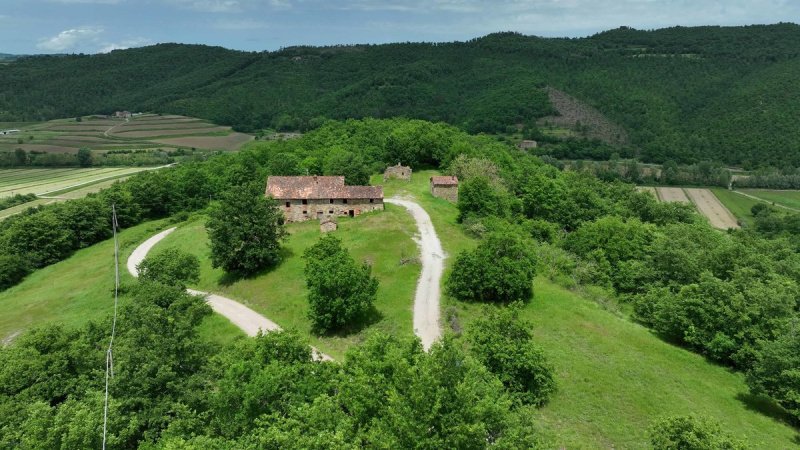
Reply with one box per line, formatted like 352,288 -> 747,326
685,188 -> 740,229
0,113 -> 253,156
655,186 -> 690,203
0,167 -> 151,197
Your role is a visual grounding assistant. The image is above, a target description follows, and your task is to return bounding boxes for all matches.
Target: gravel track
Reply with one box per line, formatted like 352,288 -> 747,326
385,198 -> 444,351
127,227 -> 332,361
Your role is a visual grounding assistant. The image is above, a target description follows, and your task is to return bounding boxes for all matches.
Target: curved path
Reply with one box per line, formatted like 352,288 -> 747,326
386,198 -> 444,350
126,227 -> 331,361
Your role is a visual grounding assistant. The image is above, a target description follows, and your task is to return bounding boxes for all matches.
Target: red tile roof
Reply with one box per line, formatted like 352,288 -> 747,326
430,175 -> 458,186
266,176 -> 383,200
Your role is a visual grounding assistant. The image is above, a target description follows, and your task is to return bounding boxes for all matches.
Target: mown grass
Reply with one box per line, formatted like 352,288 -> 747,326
741,189 -> 800,210
711,188 -> 762,227
150,205 -> 420,360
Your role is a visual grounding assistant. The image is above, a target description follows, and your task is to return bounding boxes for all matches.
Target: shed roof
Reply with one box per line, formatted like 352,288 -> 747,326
430,175 -> 458,186
266,176 -> 383,199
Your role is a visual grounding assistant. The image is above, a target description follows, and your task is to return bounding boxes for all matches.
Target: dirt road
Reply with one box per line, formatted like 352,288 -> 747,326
685,188 -> 740,230
385,198 -> 444,351
127,227 -> 332,361
656,187 -> 691,203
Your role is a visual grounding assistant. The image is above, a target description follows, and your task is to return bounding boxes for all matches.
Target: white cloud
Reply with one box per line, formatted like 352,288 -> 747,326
37,26 -> 104,52
213,18 -> 268,30
48,0 -> 123,4
99,37 -> 152,53
169,0 -> 243,13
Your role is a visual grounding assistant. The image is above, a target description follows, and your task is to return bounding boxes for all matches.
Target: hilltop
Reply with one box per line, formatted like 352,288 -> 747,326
2,24 -> 800,167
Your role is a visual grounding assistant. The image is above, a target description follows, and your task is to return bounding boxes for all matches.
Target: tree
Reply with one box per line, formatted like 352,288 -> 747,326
76,148 -> 92,167
466,304 -> 556,405
207,182 -> 287,275
14,148 -> 27,166
446,231 -> 537,302
456,176 -> 510,222
649,415 -> 745,450
137,247 -> 200,289
747,322 -> 800,422
303,235 -> 378,334
0,254 -> 30,291
323,147 -> 369,185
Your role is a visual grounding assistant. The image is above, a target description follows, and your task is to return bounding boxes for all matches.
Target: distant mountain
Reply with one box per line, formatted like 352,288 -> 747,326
0,53 -> 18,61
1,24 -> 800,167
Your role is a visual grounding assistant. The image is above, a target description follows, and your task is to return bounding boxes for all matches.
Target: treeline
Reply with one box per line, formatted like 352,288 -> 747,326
0,148 -> 181,168
2,25 -> 800,166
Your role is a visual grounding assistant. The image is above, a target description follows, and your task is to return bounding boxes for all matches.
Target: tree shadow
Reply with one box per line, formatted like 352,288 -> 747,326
318,306 -> 384,338
735,391 -> 797,427
217,247 -> 295,287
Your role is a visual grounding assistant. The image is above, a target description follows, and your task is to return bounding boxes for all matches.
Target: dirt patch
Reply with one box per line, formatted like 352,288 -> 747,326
538,87 -> 629,146
685,188 -> 740,230
113,127 -> 230,139
656,187 -> 690,203
2,330 -> 21,347
154,132 -> 253,150
636,186 -> 657,198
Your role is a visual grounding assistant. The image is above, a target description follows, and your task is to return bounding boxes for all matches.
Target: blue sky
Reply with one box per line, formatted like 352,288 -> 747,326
1,0 -> 798,54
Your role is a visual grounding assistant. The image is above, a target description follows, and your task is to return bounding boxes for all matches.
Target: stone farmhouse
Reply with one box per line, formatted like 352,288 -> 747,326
266,176 -> 384,222
383,163 -> 412,181
430,176 -> 458,202
114,111 -> 132,119
517,140 -> 538,149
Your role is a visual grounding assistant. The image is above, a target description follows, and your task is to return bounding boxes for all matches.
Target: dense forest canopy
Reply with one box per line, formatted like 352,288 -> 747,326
2,24 -> 800,167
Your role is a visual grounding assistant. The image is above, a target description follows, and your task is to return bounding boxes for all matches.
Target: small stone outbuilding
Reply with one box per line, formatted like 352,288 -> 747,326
320,217 -> 337,233
517,140 -> 538,150
430,176 -> 458,203
384,163 -> 412,181
266,175 -> 384,223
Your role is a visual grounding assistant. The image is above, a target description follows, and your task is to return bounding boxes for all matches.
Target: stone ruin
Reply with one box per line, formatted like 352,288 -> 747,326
383,163 -> 412,181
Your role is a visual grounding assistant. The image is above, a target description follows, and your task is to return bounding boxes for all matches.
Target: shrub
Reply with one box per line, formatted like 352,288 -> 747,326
649,415 -> 745,450
137,247 -> 200,290
0,254 -> 30,291
466,304 -> 556,405
747,322 -> 800,422
446,232 -> 537,302
303,235 -> 378,334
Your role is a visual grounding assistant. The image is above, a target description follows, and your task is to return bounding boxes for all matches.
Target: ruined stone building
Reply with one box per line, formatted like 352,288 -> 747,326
266,176 -> 384,222
517,140 -> 538,150
383,163 -> 412,181
430,176 -> 458,203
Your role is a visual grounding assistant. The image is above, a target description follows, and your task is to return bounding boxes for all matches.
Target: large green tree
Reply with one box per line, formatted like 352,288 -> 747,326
207,182 -> 287,275
303,235 -> 378,334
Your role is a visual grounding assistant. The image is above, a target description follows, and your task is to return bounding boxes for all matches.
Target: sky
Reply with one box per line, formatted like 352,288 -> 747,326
0,0 -> 798,55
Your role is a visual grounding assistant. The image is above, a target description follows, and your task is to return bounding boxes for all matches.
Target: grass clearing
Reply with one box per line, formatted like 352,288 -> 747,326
741,189 -> 800,210
150,205 -> 420,360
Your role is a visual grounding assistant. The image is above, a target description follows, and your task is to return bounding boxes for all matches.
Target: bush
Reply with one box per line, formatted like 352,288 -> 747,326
649,415 -> 745,450
303,235 -> 378,334
446,232 -> 537,302
137,247 -> 200,290
466,304 -> 556,405
207,182 -> 287,275
0,254 -> 30,291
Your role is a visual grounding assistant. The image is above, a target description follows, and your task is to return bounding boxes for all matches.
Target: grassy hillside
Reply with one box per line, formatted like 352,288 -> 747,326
2,25 -> 800,166
2,170 -> 798,445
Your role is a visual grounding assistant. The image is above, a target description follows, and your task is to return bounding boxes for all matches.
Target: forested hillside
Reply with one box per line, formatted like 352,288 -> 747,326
2,24 -> 800,167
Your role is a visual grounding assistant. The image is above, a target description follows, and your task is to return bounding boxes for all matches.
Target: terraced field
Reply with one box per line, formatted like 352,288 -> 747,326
0,113 -> 253,156
0,167 -> 150,197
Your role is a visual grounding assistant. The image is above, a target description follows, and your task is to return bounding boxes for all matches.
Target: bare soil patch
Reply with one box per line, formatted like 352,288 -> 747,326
114,127 -> 229,139
685,188 -> 740,230
153,132 -> 253,150
656,187 -> 690,203
538,87 -> 629,146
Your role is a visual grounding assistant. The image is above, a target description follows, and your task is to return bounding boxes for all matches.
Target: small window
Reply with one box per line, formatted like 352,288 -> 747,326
329,210 -> 334,214
285,202 -> 290,208
369,198 -> 374,203
317,211 -> 323,215
329,199 -> 334,204
343,199 -> 348,204
302,199 -> 308,205
302,210 -> 307,215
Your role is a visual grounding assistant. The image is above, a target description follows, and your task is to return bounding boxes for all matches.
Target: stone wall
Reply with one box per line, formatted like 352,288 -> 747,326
384,164 -> 412,181
280,197 -> 384,222
431,185 -> 458,203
